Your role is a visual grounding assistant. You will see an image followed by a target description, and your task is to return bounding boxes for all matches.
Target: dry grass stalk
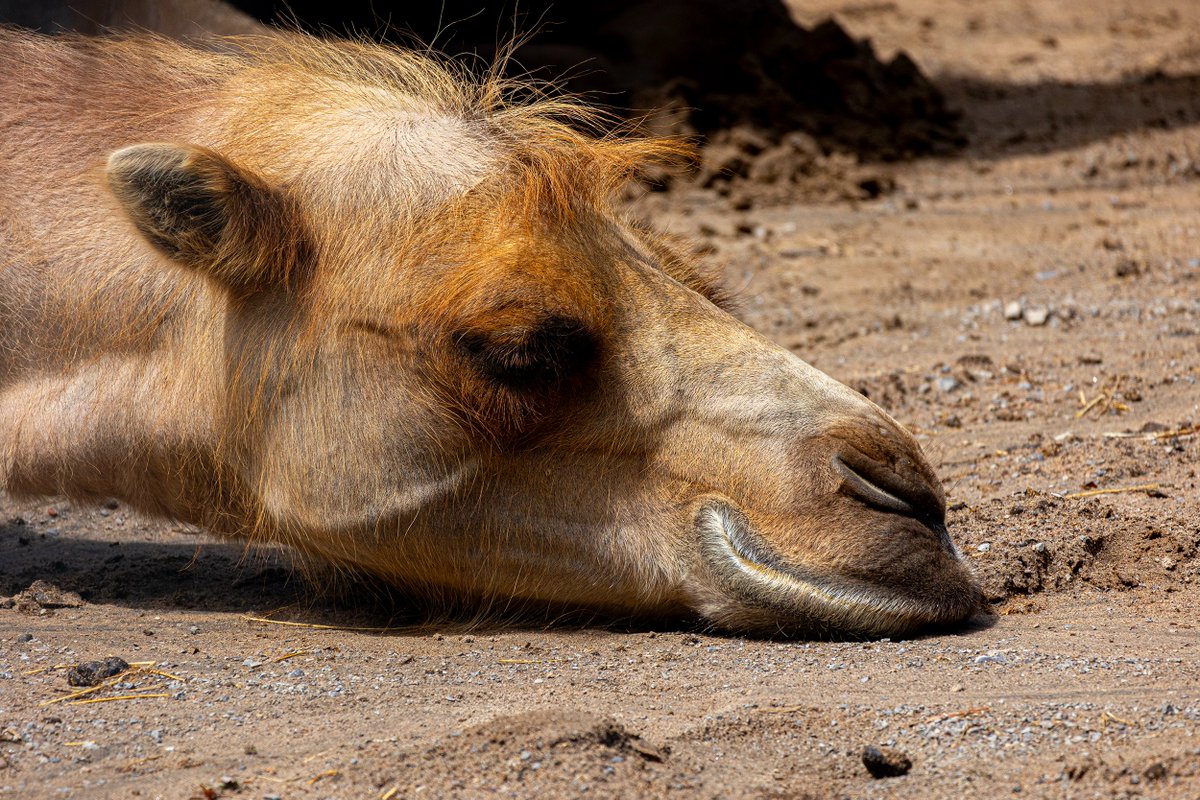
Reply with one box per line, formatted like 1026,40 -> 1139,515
69,693 -> 170,705
1063,483 -> 1161,500
242,615 -> 397,632
38,661 -> 179,706
925,707 -> 991,724
1105,424 -> 1199,441
1076,378 -> 1132,419
308,769 -> 339,785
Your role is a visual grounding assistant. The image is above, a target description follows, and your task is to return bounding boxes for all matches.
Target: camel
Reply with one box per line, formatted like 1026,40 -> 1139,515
0,28 -> 980,636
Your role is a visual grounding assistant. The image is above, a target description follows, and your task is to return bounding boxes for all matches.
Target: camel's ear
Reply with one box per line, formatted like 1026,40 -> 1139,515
106,143 -> 306,294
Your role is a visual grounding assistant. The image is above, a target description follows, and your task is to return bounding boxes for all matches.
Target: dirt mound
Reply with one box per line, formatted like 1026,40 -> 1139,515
613,7 -> 964,159
412,710 -> 668,797
951,495 -> 1200,603
0,579 -> 83,615
689,125 -> 898,206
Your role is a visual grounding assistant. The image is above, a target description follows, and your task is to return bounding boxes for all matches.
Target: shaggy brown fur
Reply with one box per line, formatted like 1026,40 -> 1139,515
0,28 -> 979,637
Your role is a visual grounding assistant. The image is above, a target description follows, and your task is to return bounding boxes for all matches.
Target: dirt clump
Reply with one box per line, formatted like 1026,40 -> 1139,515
2,579 -> 84,615
65,657 -> 130,688
690,126 -> 898,206
861,744 -> 913,778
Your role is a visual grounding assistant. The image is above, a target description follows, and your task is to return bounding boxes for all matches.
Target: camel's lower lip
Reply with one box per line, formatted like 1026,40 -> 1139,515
693,499 -> 974,636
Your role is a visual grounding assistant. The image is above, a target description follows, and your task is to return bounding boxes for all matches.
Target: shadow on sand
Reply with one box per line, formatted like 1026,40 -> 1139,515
0,521 -> 990,641
940,69 -> 1200,159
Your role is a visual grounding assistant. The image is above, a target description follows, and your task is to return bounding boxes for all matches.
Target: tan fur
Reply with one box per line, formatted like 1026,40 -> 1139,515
0,29 -> 979,637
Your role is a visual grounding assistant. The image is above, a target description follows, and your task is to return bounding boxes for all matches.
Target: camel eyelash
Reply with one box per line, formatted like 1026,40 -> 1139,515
457,316 -> 598,390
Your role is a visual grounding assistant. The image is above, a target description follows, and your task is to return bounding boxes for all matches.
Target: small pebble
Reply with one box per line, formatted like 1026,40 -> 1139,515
1024,307 -> 1050,326
1003,301 -> 1023,320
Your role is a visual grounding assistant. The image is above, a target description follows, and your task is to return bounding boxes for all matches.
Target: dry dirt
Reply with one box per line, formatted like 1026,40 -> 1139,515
3,1 -> 1200,798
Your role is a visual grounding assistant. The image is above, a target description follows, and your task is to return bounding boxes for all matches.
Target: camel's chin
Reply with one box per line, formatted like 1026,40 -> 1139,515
692,499 -> 981,638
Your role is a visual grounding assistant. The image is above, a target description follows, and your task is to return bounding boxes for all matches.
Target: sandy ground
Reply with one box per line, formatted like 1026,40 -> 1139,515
3,1 -> 1199,797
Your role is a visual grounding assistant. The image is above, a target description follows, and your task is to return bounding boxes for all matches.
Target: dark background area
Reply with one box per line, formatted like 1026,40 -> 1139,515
227,0 -> 964,158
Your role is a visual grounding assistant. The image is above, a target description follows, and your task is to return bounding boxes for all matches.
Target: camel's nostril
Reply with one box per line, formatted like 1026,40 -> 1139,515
831,451 -> 944,523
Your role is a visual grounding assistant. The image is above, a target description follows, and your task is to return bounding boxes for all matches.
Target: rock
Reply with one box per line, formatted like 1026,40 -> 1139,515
862,745 -> 912,778
936,376 -> 961,393
67,656 -> 130,687
1003,301 -> 1023,320
1023,307 -> 1050,326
